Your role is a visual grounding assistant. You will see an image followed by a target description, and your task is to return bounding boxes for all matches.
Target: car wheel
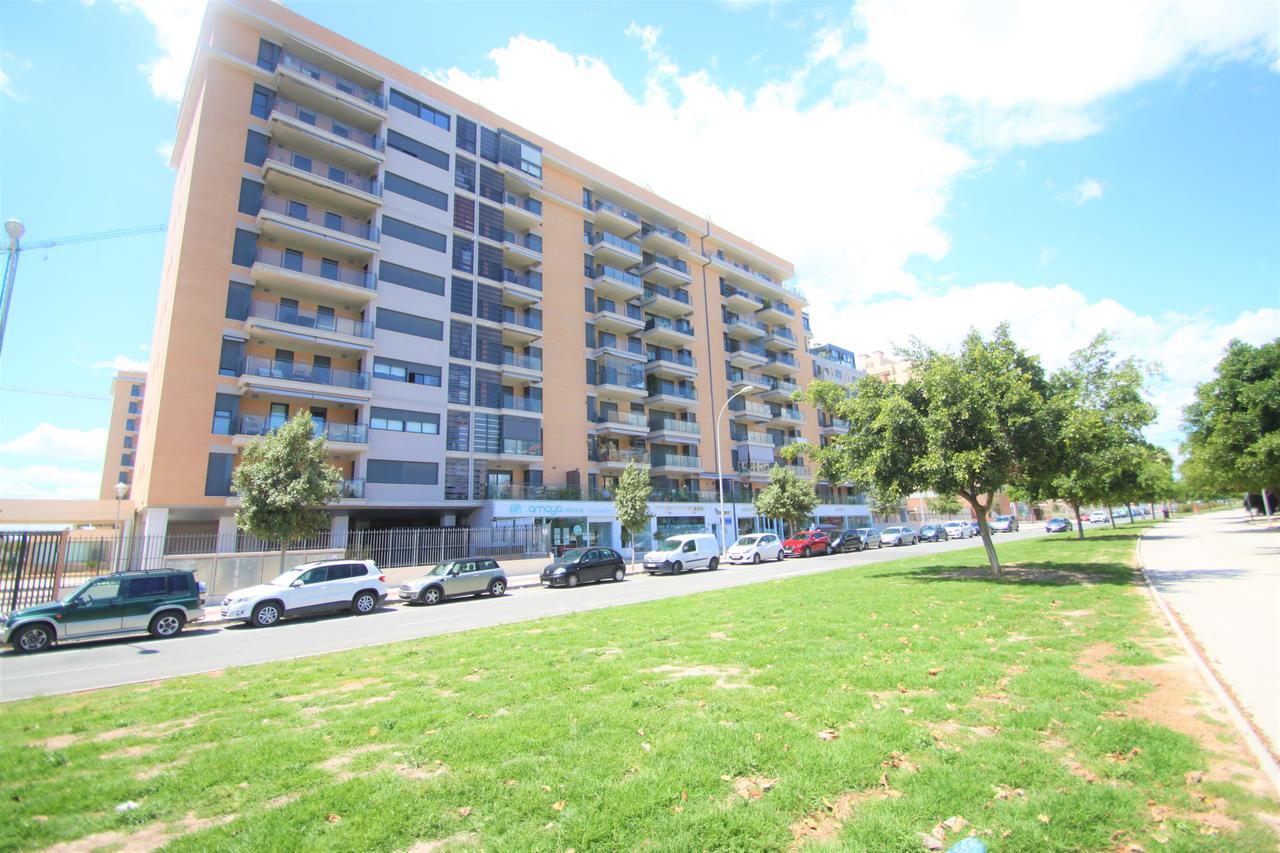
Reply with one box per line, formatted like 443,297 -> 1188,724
489,578 -> 507,597
708,557 -> 719,571
612,567 -> 625,582
672,561 -> 684,574
13,623 -> 53,653
752,553 -> 761,565
352,591 -> 378,615
251,601 -> 281,627
420,586 -> 443,606
802,547 -> 811,558
566,573 -> 580,588
877,541 -> 883,549
148,611 -> 185,638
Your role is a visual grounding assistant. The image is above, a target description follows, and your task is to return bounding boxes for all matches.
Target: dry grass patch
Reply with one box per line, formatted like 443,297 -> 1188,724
41,812 -> 234,853
647,664 -> 757,690
788,786 -> 901,849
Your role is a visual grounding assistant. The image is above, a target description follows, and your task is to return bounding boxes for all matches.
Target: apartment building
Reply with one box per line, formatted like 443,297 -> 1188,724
98,370 -> 146,499
129,0 -> 869,551
859,350 -> 912,384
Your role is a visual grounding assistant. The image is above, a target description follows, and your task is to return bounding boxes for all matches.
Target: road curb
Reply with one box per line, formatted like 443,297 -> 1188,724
1136,522 -> 1280,799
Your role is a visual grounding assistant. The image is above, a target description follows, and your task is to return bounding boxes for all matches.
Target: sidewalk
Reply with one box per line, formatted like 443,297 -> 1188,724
1140,509 -> 1280,753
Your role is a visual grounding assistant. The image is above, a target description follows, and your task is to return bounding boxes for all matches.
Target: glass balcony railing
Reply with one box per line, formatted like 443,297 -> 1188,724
594,265 -> 643,288
236,414 -> 368,444
239,356 -> 371,390
501,439 -> 543,456
653,454 -> 701,468
340,478 -> 366,499
279,52 -> 386,109
647,351 -> 696,369
644,316 -> 695,337
259,195 -> 378,241
485,483 -> 589,501
735,461 -> 774,476
765,379 -> 801,395
499,396 -> 543,413
728,341 -> 767,357
769,327 -> 797,342
643,253 -> 690,275
761,300 -> 796,317
594,411 -> 649,429
593,447 -> 649,465
725,315 -> 767,334
501,307 -> 543,331
771,407 -> 805,422
593,231 -> 642,255
643,284 -> 691,305
650,488 -> 721,503
264,144 -> 382,196
720,283 -> 764,307
597,367 -> 647,390
647,381 -> 697,400
502,351 -> 543,371
594,199 -> 641,224
246,300 -> 373,338
768,353 -> 799,368
732,401 -> 774,418
503,192 -> 543,216
502,268 -> 543,291
503,230 -> 543,254
270,97 -> 384,152
650,419 -> 701,435
733,430 -> 769,444
642,223 -> 689,246
253,247 -> 376,290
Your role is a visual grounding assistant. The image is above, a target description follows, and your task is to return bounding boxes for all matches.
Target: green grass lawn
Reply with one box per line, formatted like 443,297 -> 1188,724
2,525 -> 1277,852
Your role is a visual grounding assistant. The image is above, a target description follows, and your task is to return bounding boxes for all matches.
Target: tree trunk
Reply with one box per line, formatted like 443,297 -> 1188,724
1109,508 -> 1117,529
1072,501 -> 1084,540
1263,489 -> 1273,518
1124,502 -> 1134,525
962,494 -> 1000,575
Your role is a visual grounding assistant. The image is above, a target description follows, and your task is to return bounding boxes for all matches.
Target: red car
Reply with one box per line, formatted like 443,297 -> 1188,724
782,530 -> 831,558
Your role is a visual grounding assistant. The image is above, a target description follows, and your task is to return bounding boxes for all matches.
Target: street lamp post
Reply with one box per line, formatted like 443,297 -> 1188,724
714,385 -> 759,553
0,219 -> 26,360
113,481 -> 129,573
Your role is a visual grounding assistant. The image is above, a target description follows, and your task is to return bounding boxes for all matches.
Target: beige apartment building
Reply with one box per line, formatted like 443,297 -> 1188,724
98,370 -> 146,500
129,0 -> 869,550
858,350 -> 913,385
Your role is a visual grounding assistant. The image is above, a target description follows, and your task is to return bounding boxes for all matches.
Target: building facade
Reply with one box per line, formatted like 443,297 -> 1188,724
858,350 -> 912,385
129,0 -> 869,550
98,370 -> 146,499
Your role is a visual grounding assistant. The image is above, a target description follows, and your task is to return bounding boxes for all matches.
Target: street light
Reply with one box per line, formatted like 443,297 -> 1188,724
113,481 -> 129,573
714,384 -> 760,553
0,218 -> 25,360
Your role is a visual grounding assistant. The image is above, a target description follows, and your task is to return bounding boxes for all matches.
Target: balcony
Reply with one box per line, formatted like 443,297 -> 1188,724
642,316 -> 695,348
728,372 -> 764,394
651,453 -> 702,474
502,230 -> 543,267
232,415 -> 368,454
650,487 -> 721,503
640,253 -> 692,286
644,381 -> 698,410
721,283 -> 763,314
735,460 -> 774,480
709,252 -> 803,302
595,339 -> 646,364
592,410 -> 649,438
593,199 -> 642,235
765,326 -> 799,351
274,51 -> 386,126
592,265 -> 644,301
820,417 -> 850,436
339,478 -> 366,500
237,355 -> 372,402
639,283 -> 693,317
500,351 -> 543,383
644,351 -> 697,381
591,231 -> 643,267
733,430 -> 772,448
497,438 -> 543,460
731,401 -> 773,423
771,407 -> 806,425
757,300 -> 795,324
257,195 -> 378,261
595,366 -> 648,402
262,144 -> 382,214
501,308 -> 543,344
268,97 -> 383,172
761,379 -> 801,402
501,268 -> 542,303
762,353 -> 799,377
503,192 -> 543,229
724,315 -> 768,341
491,396 -> 543,415
243,300 -> 373,354
640,222 -> 690,255
250,247 -> 377,304
593,299 -> 645,335
649,418 -> 701,445
593,447 -> 649,471
726,341 -> 768,369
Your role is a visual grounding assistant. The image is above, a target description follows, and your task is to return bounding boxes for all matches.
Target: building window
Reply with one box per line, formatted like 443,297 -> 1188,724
118,471 -> 131,485
130,384 -> 142,397
123,436 -> 134,449
375,307 -> 444,340
389,88 -> 451,130
121,453 -> 135,467
244,130 -> 270,167
455,156 -> 476,193
381,216 -> 446,252
128,401 -> 141,414
379,261 -> 445,295
231,229 -> 258,267
385,173 -> 449,211
366,459 -> 440,485
250,84 -> 274,119
204,452 -> 234,497
372,357 -> 441,386
386,129 -> 449,169
371,407 -> 440,435
237,178 -> 263,215
456,116 -> 477,153
126,418 -> 137,432
225,280 -> 252,320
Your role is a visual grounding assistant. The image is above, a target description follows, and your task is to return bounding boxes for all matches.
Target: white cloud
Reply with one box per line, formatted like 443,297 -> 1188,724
111,0 -> 206,103
92,355 -> 149,372
0,67 -> 27,102
156,139 -> 174,160
0,464 -> 102,500
1065,177 -> 1105,205
0,424 -> 108,462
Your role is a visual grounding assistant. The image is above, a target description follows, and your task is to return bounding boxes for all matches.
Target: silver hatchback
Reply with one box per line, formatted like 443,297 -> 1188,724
399,558 -> 507,605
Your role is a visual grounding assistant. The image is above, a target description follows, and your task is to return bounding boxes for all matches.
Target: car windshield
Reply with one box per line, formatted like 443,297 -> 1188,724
559,549 -> 587,562
427,563 -> 457,576
995,515 -> 1012,521
884,527 -> 900,534
653,538 -> 684,552
733,536 -> 761,546
268,569 -> 304,586
856,528 -> 869,535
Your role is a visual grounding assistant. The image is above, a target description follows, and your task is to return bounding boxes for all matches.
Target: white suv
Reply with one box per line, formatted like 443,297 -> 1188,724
220,559 -> 387,627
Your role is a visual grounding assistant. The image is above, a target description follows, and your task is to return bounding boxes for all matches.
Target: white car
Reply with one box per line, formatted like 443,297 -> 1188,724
942,521 -> 971,539
725,533 -> 784,564
1088,510 -> 1108,524
643,533 -> 721,574
220,559 -> 387,627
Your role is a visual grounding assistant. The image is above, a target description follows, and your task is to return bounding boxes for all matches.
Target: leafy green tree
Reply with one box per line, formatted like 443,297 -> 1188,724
232,409 -> 342,571
1133,444 -> 1176,517
613,462 -> 653,568
790,325 -> 1054,574
870,490 -> 904,523
929,493 -> 962,519
753,464 -> 819,536
1182,339 -> 1280,514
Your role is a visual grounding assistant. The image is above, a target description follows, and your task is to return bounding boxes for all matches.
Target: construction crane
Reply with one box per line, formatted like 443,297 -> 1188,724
0,220 -> 167,359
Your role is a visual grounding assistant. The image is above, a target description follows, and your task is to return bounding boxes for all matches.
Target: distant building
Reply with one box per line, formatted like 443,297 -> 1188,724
98,370 -> 146,500
858,350 -> 912,385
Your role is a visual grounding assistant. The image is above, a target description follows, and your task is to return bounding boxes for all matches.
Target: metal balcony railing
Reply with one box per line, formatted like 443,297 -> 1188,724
253,247 -> 376,290
280,52 -> 385,109
259,195 -> 378,241
271,97 -> 384,151
264,144 -> 381,196
247,300 -> 373,338
238,356 -> 371,390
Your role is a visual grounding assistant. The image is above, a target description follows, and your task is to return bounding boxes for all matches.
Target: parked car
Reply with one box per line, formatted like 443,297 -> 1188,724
782,530 -> 831,558
942,521 -> 971,539
1088,510 -> 1108,524
830,529 -> 867,552
399,558 -> 507,605
856,528 -> 883,549
1045,517 -> 1072,533
918,524 -> 949,542
881,526 -> 918,546
725,533 -> 784,564
966,521 -> 982,537
541,547 -> 627,587
643,533 -> 721,574
990,514 -> 1020,533
4,569 -> 206,654
220,559 -> 387,627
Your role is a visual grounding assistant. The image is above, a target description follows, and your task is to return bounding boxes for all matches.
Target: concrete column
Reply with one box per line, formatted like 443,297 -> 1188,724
139,507 -> 169,570
216,515 -> 238,554
330,513 -> 350,549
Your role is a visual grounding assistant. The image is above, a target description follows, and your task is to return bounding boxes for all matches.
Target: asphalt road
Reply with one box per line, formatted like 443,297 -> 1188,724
0,527 -> 1049,701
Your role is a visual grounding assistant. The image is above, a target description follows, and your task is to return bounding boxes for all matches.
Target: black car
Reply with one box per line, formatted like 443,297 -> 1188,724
829,529 -> 866,553
918,524 -> 949,542
540,547 -> 627,588
1045,517 -> 1072,533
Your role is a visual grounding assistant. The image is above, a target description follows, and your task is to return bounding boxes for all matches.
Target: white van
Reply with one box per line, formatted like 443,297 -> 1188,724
643,533 -> 721,574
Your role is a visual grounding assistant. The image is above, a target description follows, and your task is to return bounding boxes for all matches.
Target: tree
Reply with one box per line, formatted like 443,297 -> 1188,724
613,462 -> 652,568
1182,339 -> 1280,514
790,325 -> 1054,574
232,409 -> 342,572
870,490 -> 904,523
754,464 -> 819,536
929,493 -> 962,519
1132,444 -> 1176,517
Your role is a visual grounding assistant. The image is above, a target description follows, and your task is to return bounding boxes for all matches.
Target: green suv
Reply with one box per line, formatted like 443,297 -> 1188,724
3,570 -> 206,653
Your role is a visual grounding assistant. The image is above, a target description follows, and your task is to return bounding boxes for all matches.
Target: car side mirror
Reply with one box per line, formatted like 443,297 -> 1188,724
291,580 -> 303,588
67,598 -> 82,608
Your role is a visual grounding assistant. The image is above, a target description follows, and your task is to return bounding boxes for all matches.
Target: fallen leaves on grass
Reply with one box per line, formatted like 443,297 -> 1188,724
327,813 -> 342,824
817,729 -> 840,741
992,784 -> 1025,800
551,801 -> 566,811
788,787 -> 900,849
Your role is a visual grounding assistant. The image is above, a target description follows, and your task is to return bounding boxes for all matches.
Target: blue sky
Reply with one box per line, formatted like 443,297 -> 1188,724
0,0 -> 1277,498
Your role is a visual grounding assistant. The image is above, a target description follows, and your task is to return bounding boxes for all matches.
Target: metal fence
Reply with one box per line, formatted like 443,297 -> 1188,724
1,531 -> 69,616
346,526 -> 549,569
